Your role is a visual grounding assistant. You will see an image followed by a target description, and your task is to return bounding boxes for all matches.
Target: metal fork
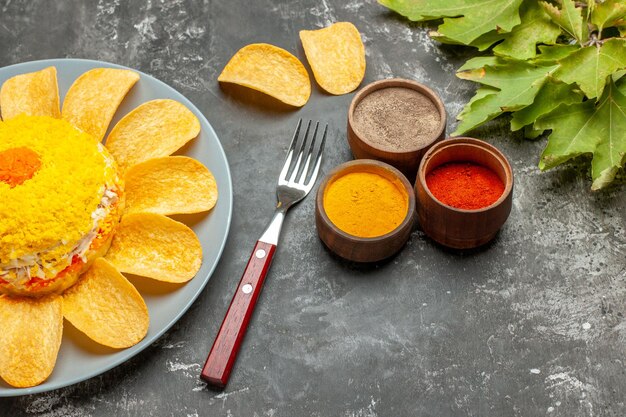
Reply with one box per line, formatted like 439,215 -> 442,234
201,119 -> 327,389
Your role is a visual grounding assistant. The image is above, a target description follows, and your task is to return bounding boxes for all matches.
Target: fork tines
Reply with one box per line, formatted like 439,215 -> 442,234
279,119 -> 327,188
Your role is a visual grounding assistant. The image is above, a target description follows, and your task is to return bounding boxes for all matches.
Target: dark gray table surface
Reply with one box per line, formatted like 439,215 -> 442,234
1,1 -> 625,416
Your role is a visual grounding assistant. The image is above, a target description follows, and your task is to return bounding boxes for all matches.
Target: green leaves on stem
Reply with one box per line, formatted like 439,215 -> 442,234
455,61 -> 558,134
536,80 -> 626,190
553,38 -> 626,98
591,0 -> 626,35
493,1 -> 561,60
540,0 -> 587,44
379,0 -> 626,189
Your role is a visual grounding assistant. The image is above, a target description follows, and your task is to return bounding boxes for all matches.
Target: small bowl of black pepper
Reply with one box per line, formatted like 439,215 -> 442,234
347,78 -> 447,182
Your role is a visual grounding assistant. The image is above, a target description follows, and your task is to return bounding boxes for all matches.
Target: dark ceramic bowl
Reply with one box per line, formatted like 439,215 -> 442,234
315,159 -> 416,262
414,137 -> 514,249
347,78 -> 446,182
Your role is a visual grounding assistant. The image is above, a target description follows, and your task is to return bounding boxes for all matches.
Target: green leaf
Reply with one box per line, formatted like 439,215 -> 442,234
553,38 -> 626,99
540,0 -> 587,44
378,0 -> 478,21
533,44 -> 581,63
457,56 -> 506,71
453,61 -> 558,134
453,92 -> 505,135
431,30 -> 506,51
378,0 -> 523,44
524,124 -> 545,139
438,0 -> 523,44
617,73 -> 626,94
510,80 -> 584,131
493,0 -> 561,60
591,0 -> 626,33
613,69 -> 626,83
457,61 -> 557,90
457,85 -> 499,121
535,80 -> 626,189
469,31 -> 507,50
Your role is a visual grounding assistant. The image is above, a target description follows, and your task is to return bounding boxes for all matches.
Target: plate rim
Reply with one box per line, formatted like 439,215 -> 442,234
0,58 -> 233,397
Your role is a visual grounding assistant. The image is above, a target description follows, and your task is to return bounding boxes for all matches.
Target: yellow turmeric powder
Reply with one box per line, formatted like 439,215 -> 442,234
323,171 -> 408,238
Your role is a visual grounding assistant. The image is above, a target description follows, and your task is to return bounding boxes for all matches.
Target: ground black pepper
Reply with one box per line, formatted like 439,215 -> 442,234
353,87 -> 440,152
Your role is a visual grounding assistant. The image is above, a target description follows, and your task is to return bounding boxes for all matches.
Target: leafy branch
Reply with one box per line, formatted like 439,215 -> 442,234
379,0 -> 626,189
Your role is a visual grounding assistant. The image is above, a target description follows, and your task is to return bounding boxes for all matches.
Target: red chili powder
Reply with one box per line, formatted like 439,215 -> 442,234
426,162 -> 504,210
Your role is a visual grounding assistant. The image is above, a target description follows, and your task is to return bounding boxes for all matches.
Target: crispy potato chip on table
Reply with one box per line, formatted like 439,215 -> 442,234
0,295 -> 63,388
62,68 -> 139,141
105,99 -> 200,173
63,258 -> 149,349
124,156 -> 218,215
218,43 -> 311,107
105,213 -> 202,283
0,67 -> 60,120
300,22 -> 365,95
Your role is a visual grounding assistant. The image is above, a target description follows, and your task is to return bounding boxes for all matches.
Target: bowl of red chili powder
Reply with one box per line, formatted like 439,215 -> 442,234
415,137 -> 513,249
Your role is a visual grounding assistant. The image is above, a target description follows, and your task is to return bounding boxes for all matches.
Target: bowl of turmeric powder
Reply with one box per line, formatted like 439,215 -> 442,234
315,159 -> 416,262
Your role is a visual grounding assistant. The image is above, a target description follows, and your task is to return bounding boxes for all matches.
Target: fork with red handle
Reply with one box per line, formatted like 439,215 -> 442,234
201,119 -> 327,389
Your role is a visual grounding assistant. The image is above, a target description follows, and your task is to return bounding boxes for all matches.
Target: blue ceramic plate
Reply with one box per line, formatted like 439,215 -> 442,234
0,59 -> 232,397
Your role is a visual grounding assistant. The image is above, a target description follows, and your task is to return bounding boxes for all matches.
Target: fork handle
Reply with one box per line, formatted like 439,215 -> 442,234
201,240 -> 276,389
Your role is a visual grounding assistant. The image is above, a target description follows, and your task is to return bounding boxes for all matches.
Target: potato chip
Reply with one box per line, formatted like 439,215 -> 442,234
124,156 -> 217,215
105,99 -> 200,173
105,213 -> 202,283
218,43 -> 311,107
63,258 -> 149,348
62,68 -> 139,141
300,22 -> 365,95
0,295 -> 62,388
0,67 -> 60,120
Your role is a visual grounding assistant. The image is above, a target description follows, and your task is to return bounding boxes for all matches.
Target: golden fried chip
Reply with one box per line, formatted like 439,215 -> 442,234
105,99 -> 200,173
300,22 -> 365,95
0,295 -> 63,388
62,68 -> 139,141
63,258 -> 148,348
0,67 -> 60,120
124,156 -> 217,215
105,213 -> 202,283
218,43 -> 311,107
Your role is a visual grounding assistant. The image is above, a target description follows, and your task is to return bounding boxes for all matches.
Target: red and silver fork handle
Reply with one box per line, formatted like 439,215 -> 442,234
200,208 -> 285,389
